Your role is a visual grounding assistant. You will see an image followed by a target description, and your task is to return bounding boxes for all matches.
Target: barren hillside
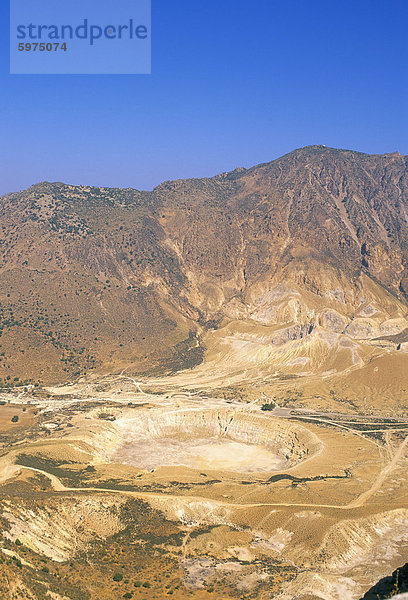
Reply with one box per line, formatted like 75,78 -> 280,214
1,145 -> 408,411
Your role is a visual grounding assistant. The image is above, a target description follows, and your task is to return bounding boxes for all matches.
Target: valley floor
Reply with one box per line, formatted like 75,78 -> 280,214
0,380 -> 407,600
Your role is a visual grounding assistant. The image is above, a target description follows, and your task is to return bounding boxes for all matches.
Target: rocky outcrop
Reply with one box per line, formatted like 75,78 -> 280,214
360,562 -> 408,600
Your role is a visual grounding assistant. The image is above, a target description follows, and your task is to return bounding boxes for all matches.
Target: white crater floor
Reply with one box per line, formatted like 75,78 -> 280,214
112,437 -> 286,473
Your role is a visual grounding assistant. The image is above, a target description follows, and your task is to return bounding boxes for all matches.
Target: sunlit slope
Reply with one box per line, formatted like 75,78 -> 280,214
0,146 -> 407,408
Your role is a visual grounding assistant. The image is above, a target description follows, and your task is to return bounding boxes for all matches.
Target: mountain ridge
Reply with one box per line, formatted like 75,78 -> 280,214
6,145 -> 406,196
1,145 -> 408,410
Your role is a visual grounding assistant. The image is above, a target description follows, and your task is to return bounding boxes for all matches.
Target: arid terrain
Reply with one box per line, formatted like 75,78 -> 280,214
0,146 -> 408,599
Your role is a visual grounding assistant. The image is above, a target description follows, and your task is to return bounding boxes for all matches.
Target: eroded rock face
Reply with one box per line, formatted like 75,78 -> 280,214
313,509 -> 408,573
319,309 -> 349,333
2,496 -> 124,561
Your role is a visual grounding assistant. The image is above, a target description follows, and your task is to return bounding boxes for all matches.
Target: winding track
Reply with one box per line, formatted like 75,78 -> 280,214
3,402 -> 407,564
16,431 -> 408,512
4,431 -> 406,563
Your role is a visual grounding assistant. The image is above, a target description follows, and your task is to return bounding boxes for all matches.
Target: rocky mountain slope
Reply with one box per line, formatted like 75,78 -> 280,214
1,145 -> 408,409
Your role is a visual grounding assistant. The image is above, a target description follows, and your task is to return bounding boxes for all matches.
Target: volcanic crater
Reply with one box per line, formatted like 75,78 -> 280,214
109,409 -> 322,474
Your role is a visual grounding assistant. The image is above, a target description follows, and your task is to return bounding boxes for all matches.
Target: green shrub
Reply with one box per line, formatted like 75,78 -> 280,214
261,402 -> 275,411
113,572 -> 123,582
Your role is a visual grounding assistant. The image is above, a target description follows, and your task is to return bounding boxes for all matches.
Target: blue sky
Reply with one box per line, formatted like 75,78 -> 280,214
1,0 -> 407,195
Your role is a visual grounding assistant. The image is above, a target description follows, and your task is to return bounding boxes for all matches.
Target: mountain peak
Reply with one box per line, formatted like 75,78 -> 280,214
0,146 -> 407,388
